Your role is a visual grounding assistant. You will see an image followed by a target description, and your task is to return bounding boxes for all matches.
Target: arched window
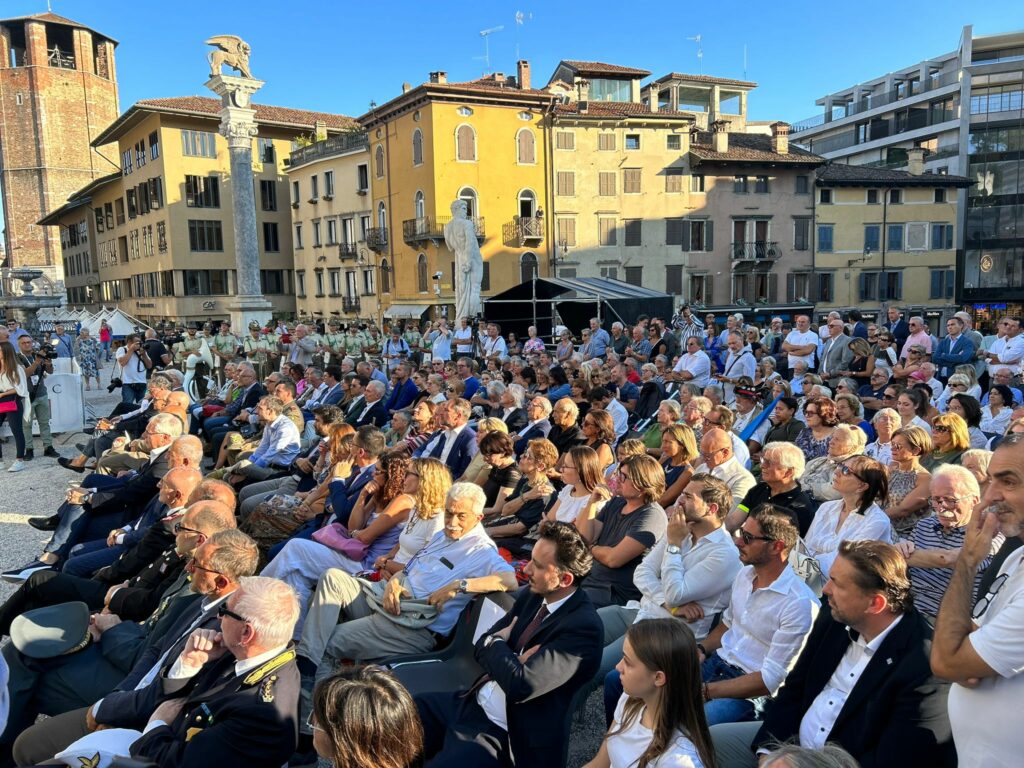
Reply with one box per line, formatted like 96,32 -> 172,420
414,191 -> 425,219
377,202 -> 387,230
456,124 -> 476,162
417,253 -> 428,293
375,144 -> 385,177
516,129 -> 536,164
380,258 -> 391,293
518,189 -> 537,219
520,252 -> 539,283
412,129 -> 424,166
457,187 -> 478,219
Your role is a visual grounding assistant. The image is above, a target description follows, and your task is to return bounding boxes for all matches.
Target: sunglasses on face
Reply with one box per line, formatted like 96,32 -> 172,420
735,529 -> 774,545
837,464 -> 866,481
174,522 -> 203,536
217,603 -> 248,623
933,425 -> 951,433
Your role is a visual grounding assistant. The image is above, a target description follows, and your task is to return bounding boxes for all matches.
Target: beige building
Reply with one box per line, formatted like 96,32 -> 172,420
41,96 -> 356,324
813,151 -> 973,327
286,132 -> 379,324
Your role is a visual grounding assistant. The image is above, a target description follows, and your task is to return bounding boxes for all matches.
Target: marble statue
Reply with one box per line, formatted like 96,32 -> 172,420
444,200 -> 484,321
206,35 -> 254,79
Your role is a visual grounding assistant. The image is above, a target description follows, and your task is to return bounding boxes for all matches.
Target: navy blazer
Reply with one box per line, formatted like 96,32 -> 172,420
425,426 -> 477,479
754,606 -> 955,768
86,449 -> 172,520
475,587 -> 602,767
350,398 -> 388,428
499,407 -> 528,434
886,319 -> 910,355
122,498 -> 170,549
224,383 -> 265,420
932,335 -> 976,378
514,421 -> 550,457
385,379 -> 419,413
326,463 -> 376,527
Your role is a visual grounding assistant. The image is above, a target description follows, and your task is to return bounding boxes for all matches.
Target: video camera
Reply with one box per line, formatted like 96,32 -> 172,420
35,342 -> 58,360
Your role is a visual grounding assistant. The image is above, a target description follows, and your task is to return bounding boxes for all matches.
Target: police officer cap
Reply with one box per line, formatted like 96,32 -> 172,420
249,320 -> 261,330
11,601 -> 91,659
186,322 -> 199,331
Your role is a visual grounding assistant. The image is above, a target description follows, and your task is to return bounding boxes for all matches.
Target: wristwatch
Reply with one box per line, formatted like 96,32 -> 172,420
667,544 -> 682,555
456,579 -> 470,594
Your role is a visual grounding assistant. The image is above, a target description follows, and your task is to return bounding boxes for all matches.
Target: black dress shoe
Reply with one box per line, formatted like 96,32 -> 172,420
23,449 -> 34,461
43,446 -> 59,458
58,457 -> 86,473
83,427 -> 96,435
28,515 -> 60,531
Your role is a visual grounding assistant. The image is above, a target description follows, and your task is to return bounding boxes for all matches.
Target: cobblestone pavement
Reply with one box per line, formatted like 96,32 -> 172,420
0,366 -> 606,764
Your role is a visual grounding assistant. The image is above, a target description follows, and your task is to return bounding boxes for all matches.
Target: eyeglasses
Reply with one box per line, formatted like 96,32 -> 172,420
973,573 -> 1009,619
805,409 -> 819,416
700,448 -> 727,461
186,559 -> 222,576
217,603 -> 249,623
306,713 -> 326,733
882,393 -> 897,400
929,496 -> 965,509
734,529 -> 774,545
837,463 -> 866,482
933,425 -> 951,433
173,522 -> 204,536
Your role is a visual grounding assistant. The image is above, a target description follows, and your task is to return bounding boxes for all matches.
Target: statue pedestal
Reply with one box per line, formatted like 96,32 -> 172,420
228,296 -> 274,334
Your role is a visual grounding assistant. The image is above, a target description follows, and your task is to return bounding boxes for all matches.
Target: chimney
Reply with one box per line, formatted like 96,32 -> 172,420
770,122 -> 790,155
711,119 -> 730,154
907,147 -> 926,175
517,60 -> 531,90
645,85 -> 659,112
401,82 -> 412,94
429,71 -> 447,84
314,120 -> 327,142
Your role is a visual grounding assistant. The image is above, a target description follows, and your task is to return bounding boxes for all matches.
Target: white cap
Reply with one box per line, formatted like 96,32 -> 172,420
56,728 -> 142,768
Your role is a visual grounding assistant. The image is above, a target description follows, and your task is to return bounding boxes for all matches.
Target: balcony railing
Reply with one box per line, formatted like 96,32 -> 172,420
403,215 -> 485,243
510,216 -> 544,247
732,241 -> 781,261
796,106 -> 959,155
287,132 -> 370,168
342,296 -> 361,313
791,69 -> 960,134
366,227 -> 388,251
338,242 -> 359,261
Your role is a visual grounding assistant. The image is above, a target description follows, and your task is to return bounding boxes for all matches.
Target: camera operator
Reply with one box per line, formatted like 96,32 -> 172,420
15,334 -> 58,460
115,333 -> 151,404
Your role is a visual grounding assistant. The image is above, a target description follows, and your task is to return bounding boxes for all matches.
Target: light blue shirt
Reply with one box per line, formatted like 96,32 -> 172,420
51,333 -> 75,358
250,414 -> 301,468
431,329 -> 452,361
591,327 -> 611,357
403,526 -> 514,635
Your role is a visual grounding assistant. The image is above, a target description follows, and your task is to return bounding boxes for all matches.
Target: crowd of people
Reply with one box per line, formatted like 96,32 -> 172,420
0,303 -> 1022,768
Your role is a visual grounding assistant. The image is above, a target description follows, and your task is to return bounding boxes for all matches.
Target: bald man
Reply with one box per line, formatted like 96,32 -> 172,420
699,429 -> 756,516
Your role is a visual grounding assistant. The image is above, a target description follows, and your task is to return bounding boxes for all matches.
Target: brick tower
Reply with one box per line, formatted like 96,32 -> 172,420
0,13 -> 120,288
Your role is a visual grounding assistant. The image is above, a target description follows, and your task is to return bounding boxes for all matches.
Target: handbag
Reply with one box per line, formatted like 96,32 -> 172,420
312,522 -> 369,560
0,393 -> 17,414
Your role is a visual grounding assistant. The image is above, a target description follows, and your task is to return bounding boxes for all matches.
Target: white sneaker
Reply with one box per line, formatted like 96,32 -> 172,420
7,459 -> 25,472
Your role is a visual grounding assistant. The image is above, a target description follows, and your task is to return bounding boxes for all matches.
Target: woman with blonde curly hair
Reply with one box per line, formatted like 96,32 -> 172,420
922,412 -> 970,470
372,456 -> 452,577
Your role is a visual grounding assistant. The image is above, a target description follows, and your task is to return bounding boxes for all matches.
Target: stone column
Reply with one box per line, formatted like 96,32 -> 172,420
205,74 -> 274,331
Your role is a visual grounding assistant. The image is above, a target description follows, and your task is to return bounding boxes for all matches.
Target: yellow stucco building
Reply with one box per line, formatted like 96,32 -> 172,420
813,148 -> 973,327
359,63 -> 555,323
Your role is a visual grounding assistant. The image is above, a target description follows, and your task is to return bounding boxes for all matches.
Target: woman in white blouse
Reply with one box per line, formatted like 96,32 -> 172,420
371,457 -> 451,578
547,445 -> 607,524
804,455 -> 892,574
980,385 -> 1014,436
864,408 -> 900,466
585,619 -> 714,768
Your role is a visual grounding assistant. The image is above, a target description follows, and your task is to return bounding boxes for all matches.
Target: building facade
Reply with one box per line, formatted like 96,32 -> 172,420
286,132 -> 379,323
41,97 -> 356,325
0,12 -> 120,288
813,155 -> 973,326
790,25 -> 1024,328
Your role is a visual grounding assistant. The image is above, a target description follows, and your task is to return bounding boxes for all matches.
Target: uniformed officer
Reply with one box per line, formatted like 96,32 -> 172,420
173,323 -> 204,368
343,323 -> 365,362
211,321 -> 240,385
403,321 -> 423,366
243,321 -> 271,381
321,319 -> 346,367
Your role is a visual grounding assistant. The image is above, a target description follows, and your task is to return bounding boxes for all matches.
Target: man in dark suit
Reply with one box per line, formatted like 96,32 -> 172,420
420,398 -> 477,480
932,317 -> 977,381
202,362 -> 265,454
3,530 -> 259,767
847,309 -> 868,340
512,396 -> 552,457
710,540 -> 955,768
416,521 -> 603,768
885,307 -> 911,357
347,379 -> 389,428
817,318 -> 854,383
496,384 -> 529,434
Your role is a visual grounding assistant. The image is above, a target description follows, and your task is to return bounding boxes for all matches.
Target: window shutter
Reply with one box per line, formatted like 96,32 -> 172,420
680,220 -> 692,250
518,130 -> 535,164
599,172 -> 615,196
624,169 -> 641,193
666,265 -> 683,295
767,274 -> 778,303
704,220 -> 714,251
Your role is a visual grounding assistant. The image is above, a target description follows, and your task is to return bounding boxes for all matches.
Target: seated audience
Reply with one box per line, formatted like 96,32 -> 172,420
733,442 -> 814,536
886,425 -> 933,538
698,429 -> 756,515
922,412 -> 970,470
864,407 -> 900,465
659,424 -> 698,508
484,438 -> 558,551
763,397 -> 803,447
795,397 -> 838,461
801,424 -> 867,503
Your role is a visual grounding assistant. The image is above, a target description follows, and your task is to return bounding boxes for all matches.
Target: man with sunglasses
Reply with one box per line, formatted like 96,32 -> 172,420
933,433 -> 1024,767
4,530 -> 259,767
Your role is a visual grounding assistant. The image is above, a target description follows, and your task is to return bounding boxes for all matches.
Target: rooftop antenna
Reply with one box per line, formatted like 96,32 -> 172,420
478,26 -> 504,74
686,34 -> 703,74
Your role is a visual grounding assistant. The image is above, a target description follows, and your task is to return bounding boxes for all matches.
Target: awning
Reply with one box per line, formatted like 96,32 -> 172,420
383,303 -> 431,319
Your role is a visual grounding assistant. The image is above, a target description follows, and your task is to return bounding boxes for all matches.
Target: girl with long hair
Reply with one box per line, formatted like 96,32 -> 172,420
0,340 -> 29,472
585,618 -> 715,768
547,445 -> 608,524
658,424 -> 698,508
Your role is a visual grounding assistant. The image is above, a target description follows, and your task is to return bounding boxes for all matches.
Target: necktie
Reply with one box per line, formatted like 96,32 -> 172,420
429,433 -> 447,459
515,604 -> 550,652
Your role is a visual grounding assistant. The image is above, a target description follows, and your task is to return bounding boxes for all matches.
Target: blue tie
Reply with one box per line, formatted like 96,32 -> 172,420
429,433 -> 447,459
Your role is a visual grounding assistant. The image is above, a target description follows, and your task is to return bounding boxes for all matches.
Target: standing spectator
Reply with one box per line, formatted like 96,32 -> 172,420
906,316 -> 934,355
115,333 -> 151,404
589,317 -> 611,357
142,328 -> 172,376
98,319 -> 112,362
705,324 -> 725,373
984,315 -> 1024,384
885,307 -> 911,356
625,326 -> 652,365
846,309 -> 868,340
716,332 -> 756,405
16,334 -> 58,460
953,310 -> 987,383
715,541 -> 955,768
575,455 -> 667,608
818,318 -> 853,383
430,318 -> 453,362
932,433 -> 1024,768
74,327 -> 101,390
933,317 -> 976,381
49,323 -> 75,360
0,341 -> 29,472
781,315 -> 818,380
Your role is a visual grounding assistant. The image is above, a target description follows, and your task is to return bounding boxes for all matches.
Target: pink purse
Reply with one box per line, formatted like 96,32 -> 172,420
311,522 -> 369,559
0,395 -> 17,414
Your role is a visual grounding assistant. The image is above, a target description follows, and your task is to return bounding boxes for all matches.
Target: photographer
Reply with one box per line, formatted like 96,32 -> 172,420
16,334 -> 58,460
115,333 -> 151,404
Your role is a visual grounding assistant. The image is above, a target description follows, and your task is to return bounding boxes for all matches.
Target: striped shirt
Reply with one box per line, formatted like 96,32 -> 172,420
907,516 -> 1002,618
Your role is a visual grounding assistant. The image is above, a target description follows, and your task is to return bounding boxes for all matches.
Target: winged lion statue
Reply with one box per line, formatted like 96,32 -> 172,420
206,35 -> 254,79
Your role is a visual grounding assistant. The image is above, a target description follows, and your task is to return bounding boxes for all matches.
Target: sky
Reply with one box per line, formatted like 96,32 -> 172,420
1,0 -> 1021,244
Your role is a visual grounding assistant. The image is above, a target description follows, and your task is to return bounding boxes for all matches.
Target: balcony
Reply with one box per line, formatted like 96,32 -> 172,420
366,227 -> 388,252
403,215 -> 485,244
342,296 -> 361,313
338,242 -> 360,262
732,241 -> 781,263
508,216 -> 544,247
287,132 -> 370,168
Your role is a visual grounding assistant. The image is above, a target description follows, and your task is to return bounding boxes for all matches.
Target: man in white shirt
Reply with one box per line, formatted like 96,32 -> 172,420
588,387 -> 629,440
702,405 -> 751,468
453,317 -> 475,357
713,540 -> 953,767
732,387 -> 770,455
699,429 -> 755,515
673,336 -> 712,389
693,505 -> 818,725
781,315 -> 818,380
984,315 -> 1023,381
481,322 -> 508,361
716,331 -> 756,405
933,433 -> 1024,768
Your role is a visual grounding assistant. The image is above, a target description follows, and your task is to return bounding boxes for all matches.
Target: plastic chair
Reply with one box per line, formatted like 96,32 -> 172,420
388,590 -> 515,697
